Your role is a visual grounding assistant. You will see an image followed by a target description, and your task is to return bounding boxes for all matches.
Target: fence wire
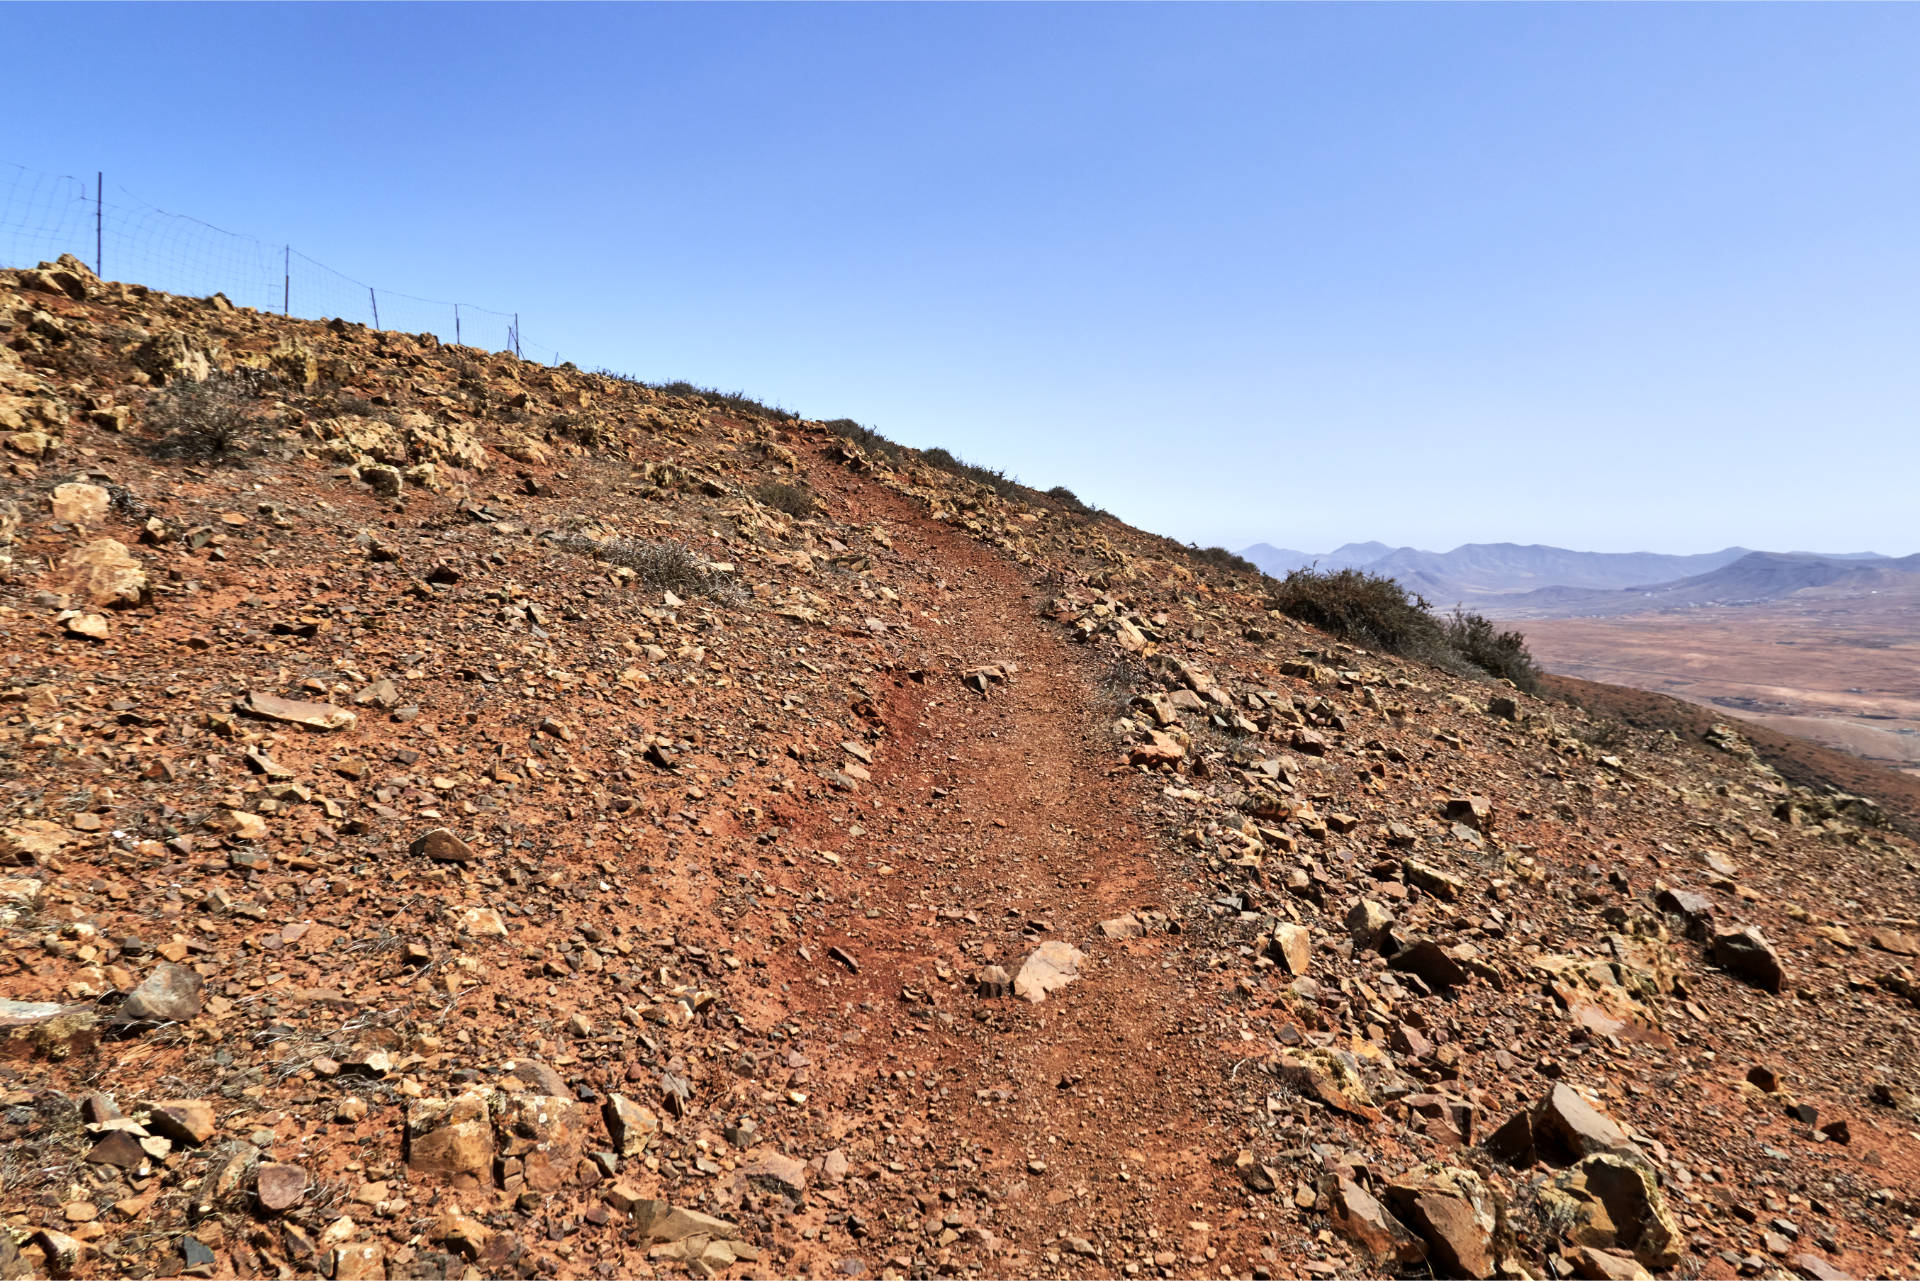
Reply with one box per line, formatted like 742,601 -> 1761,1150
0,160 -> 561,365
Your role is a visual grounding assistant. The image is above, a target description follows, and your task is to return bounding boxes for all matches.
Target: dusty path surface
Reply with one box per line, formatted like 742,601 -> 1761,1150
8,267 -> 1919,1281
758,465 -> 1262,1279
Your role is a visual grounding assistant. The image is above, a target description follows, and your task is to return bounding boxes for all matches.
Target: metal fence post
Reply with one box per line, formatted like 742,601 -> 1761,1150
370,287 -> 379,330
95,173 -> 102,277
454,303 -> 461,347
283,246 -> 290,315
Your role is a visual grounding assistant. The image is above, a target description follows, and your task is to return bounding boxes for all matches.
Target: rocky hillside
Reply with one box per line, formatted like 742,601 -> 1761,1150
2,254 -> 1918,1281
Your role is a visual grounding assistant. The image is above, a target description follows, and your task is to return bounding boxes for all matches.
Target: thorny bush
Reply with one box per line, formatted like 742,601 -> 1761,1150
1271,567 -> 1543,690
753,480 -> 819,520
551,531 -> 739,603
144,370 -> 266,460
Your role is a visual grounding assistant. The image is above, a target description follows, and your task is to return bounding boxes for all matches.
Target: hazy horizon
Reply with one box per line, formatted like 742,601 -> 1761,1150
9,5 -> 1920,554
1237,538 -> 1913,560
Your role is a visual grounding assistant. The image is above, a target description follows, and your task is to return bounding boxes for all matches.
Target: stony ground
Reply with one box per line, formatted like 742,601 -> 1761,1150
2,254 -> 1919,1281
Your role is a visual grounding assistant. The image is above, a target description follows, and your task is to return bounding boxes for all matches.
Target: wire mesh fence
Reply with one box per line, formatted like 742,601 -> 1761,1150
0,159 -> 561,364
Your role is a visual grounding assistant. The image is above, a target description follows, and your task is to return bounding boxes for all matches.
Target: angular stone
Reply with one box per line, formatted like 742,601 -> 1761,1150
0,999 -> 98,1061
49,483 -> 111,526
1347,899 -> 1395,951
63,612 -> 109,641
1655,887 -> 1715,939
255,1163 -> 309,1213
238,690 -> 356,731
1099,914 -> 1144,940
1389,938 -> 1470,991
603,1094 -> 659,1157
1270,923 -> 1311,976
1404,859 -> 1464,902
1550,1153 -> 1684,1269
1710,925 -> 1784,993
2,819 -> 71,862
1563,1246 -> 1654,1280
456,906 -> 508,937
1789,1252 -> 1852,1281
59,538 -> 146,608
1485,1107 -> 1536,1166
85,1129 -> 146,1169
412,828 -> 479,863
1534,1084 -> 1638,1161
1445,795 -> 1493,830
31,1229 -> 84,1280
1014,940 -> 1085,1003
1384,1168 -> 1497,1279
119,963 -> 204,1025
742,1148 -> 808,1199
331,1243 -> 385,1281
1128,730 -> 1185,766
147,1100 -> 217,1146
1327,1175 -> 1425,1267
1487,695 -> 1520,722
1275,1050 -> 1381,1122
650,1206 -> 744,1245
406,1091 -> 496,1186
1233,1150 -> 1279,1194
496,1094 -> 590,1193
976,965 -> 1012,998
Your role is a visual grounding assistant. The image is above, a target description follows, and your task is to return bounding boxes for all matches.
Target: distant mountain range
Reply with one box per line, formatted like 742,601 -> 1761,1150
1237,540 -> 1910,618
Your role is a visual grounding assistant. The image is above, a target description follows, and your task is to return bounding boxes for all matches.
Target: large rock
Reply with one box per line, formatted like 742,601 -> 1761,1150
412,828 -> 479,864
238,690 -> 355,731
406,1091 -> 497,1187
59,539 -> 146,608
1544,1154 -> 1684,1270
147,1099 -> 217,1146
0,875 -> 44,927
254,1163 -> 310,1213
0,999 -> 98,1061
1562,1246 -> 1654,1280
49,483 -> 110,526
1270,923 -> 1311,976
1389,938 -> 1470,991
2,819 -> 71,862
741,1148 -> 809,1200
1274,1049 -> 1380,1122
603,1094 -> 659,1156
134,332 -> 213,384
1536,1084 -> 1638,1161
1384,1168 -> 1498,1279
497,1094 -> 590,1193
1014,940 -> 1085,1003
1347,899 -> 1395,951
118,963 -> 204,1025
23,255 -> 97,301
1327,1175 -> 1426,1267
1709,926 -> 1784,993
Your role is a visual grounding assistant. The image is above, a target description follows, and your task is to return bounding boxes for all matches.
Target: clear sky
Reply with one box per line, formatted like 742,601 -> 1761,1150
7,3 -> 1918,556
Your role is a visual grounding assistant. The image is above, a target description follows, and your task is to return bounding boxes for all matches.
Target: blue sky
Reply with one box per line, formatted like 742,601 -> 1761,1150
7,3 -> 1918,555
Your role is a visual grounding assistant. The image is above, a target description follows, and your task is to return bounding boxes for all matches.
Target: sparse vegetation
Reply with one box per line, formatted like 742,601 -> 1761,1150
1046,485 -> 1101,518
1271,567 -> 1446,656
1189,544 -> 1258,576
1442,608 -> 1542,693
921,446 -> 1021,498
650,381 -> 794,421
144,370 -> 262,460
754,479 -> 818,520
550,531 -> 738,602
1270,566 -> 1543,688
822,418 -> 906,465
